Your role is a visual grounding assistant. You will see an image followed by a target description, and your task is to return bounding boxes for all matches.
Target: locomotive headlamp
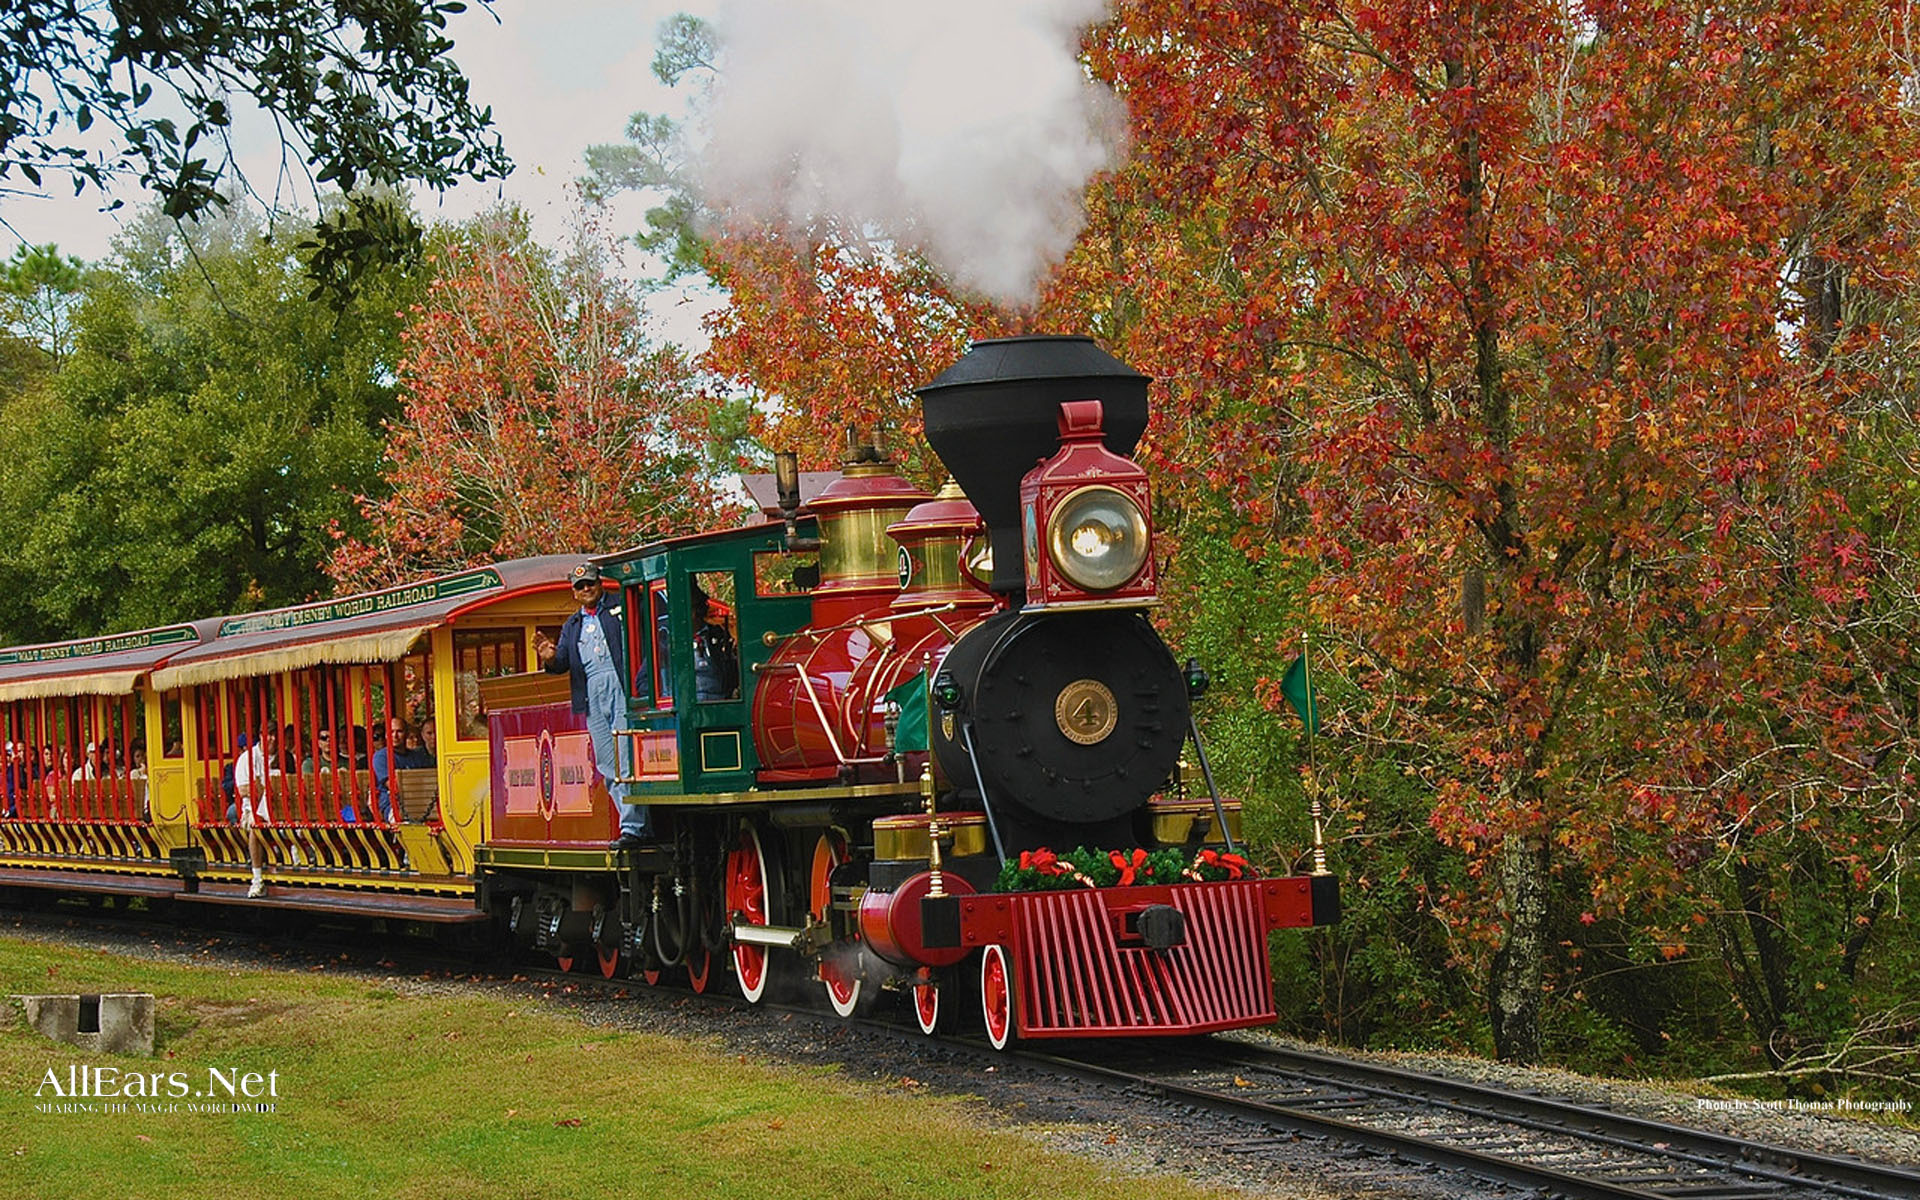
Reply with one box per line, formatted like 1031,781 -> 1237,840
1047,486 -> 1149,591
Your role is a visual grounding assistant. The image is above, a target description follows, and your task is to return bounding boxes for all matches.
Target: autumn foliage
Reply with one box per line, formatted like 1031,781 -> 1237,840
699,225 -> 1012,479
1064,0 -> 1920,1065
329,213 -> 729,591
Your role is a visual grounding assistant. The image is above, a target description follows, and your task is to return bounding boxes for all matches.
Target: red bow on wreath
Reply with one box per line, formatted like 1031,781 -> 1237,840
1109,848 -> 1149,886
1019,848 -> 1071,877
1198,848 -> 1249,879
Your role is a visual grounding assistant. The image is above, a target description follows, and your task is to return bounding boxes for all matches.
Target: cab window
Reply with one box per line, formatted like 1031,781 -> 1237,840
690,570 -> 740,702
649,580 -> 673,710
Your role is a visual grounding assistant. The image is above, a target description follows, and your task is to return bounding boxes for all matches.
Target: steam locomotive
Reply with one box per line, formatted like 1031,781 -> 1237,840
0,335 -> 1337,1047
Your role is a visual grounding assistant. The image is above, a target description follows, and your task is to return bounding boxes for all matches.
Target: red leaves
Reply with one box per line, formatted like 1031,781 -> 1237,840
698,231 -> 1008,477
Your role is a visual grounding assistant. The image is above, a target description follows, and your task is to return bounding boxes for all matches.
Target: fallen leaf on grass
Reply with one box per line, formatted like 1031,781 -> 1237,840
767,1119 -> 785,1130
554,1118 -> 584,1128
135,1135 -> 151,1143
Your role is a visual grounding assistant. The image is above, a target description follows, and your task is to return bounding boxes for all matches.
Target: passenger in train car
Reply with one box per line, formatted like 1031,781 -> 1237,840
409,718 -> 437,769
234,727 -> 281,897
340,725 -> 370,771
72,741 -> 101,783
300,726 -> 339,774
537,561 -> 642,850
128,742 -> 149,820
2,742 -> 19,817
221,735 -> 241,823
394,720 -> 430,769
40,743 -> 61,817
369,718 -> 404,822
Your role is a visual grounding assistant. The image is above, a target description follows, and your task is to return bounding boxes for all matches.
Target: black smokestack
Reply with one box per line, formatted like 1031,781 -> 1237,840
916,335 -> 1149,596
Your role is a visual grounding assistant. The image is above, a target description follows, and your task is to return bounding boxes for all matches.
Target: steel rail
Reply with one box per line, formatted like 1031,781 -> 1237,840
1189,1040 -> 1920,1200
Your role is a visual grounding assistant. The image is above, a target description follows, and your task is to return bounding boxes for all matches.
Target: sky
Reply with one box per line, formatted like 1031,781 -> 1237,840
0,1 -> 719,335
0,1 -> 1127,340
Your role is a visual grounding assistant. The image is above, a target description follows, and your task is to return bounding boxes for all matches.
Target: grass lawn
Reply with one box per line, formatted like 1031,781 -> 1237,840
0,936 -> 1228,1200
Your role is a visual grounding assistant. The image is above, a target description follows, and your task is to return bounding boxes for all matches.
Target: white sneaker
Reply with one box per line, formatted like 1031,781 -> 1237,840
246,878 -> 266,899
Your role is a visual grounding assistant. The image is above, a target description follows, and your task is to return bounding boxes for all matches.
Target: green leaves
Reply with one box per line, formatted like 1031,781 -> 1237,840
0,205 -> 422,642
0,0 -> 510,301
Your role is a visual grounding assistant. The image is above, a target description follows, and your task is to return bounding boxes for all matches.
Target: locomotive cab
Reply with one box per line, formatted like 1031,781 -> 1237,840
596,522 -> 818,799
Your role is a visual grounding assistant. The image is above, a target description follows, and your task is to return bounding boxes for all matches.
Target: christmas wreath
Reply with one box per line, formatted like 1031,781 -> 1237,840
994,845 -> 1254,892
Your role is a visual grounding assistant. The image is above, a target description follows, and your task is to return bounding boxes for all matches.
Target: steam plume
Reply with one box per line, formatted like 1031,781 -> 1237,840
692,0 -> 1125,306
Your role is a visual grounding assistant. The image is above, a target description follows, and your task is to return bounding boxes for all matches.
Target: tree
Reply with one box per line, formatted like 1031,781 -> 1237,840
580,13 -> 716,283
1084,0 -> 1920,1064
0,243 -> 89,365
0,0 -> 511,298
699,228 -> 1010,476
0,203 -> 422,642
328,208 -> 732,591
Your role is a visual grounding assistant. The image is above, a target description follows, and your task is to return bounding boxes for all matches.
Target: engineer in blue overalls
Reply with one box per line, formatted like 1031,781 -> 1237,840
537,561 -> 647,851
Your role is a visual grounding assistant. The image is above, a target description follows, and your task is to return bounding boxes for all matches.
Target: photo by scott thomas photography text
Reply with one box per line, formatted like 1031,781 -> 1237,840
32,1064 -> 282,1105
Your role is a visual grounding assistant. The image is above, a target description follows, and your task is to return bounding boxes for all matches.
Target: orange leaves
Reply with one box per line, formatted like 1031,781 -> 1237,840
329,212 -> 729,591
698,231 -> 1008,476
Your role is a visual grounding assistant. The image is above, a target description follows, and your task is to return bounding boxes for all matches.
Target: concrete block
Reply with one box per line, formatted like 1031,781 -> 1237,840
12,993 -> 155,1057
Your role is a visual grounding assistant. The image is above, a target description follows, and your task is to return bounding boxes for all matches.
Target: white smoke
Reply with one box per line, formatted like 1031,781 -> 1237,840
691,0 -> 1126,306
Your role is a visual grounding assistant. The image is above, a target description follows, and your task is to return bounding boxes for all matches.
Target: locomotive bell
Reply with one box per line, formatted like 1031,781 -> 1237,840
917,336 -> 1149,597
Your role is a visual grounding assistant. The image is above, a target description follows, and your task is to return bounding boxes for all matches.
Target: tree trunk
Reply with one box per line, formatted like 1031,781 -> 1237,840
1489,833 -> 1551,1062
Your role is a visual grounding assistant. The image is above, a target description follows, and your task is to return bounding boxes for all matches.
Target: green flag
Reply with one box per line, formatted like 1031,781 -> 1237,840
1279,653 -> 1321,736
886,670 -> 929,753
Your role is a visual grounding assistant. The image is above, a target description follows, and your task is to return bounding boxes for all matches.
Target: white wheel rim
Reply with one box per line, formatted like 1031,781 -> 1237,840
981,945 -> 1012,1050
827,970 -> 863,1018
913,982 -> 940,1036
813,834 -> 862,1017
728,824 -> 771,1003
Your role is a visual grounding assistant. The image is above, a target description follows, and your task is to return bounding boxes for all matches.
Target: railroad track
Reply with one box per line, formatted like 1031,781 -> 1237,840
1017,1037 -> 1920,1200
